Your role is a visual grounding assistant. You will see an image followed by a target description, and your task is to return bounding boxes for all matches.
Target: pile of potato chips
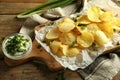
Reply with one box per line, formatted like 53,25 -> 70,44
45,6 -> 120,57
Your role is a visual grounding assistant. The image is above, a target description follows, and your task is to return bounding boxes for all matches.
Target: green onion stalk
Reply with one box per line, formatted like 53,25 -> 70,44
17,0 -> 77,18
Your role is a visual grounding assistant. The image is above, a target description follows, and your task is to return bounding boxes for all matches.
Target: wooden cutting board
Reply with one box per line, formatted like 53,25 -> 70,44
4,24 -> 120,71
4,25 -> 64,71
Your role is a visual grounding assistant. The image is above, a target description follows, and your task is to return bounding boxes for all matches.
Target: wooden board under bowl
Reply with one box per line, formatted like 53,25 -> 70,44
4,25 -> 120,71
4,25 -> 64,71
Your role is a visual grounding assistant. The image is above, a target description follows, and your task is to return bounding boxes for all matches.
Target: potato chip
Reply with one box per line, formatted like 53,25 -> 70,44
45,6 -> 119,57
72,27 -> 81,35
58,22 -> 75,32
59,44 -> 68,56
46,27 -> 61,39
87,6 -> 101,22
94,30 -> 108,46
62,17 -> 74,23
100,11 -> 114,21
66,48 -> 80,57
59,32 -> 76,45
114,18 -> 120,27
87,23 -> 100,33
98,22 -> 114,38
58,18 -> 75,32
77,31 -> 94,47
113,26 -> 120,32
108,18 -> 120,32
50,40 -> 61,54
75,24 -> 87,33
77,15 -> 91,24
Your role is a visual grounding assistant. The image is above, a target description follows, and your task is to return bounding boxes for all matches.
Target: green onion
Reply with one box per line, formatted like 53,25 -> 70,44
5,34 -> 29,56
70,41 -> 77,46
17,0 -> 76,18
91,42 -> 96,46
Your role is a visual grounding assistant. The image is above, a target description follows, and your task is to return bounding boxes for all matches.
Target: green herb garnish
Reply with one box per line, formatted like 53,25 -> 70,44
70,41 -> 77,46
17,0 -> 76,18
91,42 -> 96,46
72,17 -> 77,22
117,41 -> 120,45
5,34 -> 29,56
77,24 -> 87,30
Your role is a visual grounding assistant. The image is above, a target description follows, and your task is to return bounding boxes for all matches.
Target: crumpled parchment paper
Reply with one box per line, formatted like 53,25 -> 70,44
34,0 -> 120,71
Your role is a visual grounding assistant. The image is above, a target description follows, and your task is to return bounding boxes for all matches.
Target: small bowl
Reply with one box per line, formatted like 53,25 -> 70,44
2,33 -> 32,60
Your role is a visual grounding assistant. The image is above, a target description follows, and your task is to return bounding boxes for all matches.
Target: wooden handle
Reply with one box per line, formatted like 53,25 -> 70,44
4,39 -> 63,71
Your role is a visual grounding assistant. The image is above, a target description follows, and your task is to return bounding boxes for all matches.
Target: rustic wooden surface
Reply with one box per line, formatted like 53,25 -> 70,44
0,0 -> 82,80
0,0 -> 120,80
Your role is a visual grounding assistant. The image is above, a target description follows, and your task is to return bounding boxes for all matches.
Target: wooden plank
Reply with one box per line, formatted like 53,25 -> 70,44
0,3 -> 42,15
0,0 -> 47,3
113,72 -> 120,80
0,60 -> 82,80
0,15 -> 25,54
0,15 -> 25,33
0,15 -> 25,25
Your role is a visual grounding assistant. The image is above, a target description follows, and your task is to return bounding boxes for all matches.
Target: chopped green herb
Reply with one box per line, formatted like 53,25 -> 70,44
117,41 -> 120,45
81,26 -> 86,30
49,22 -> 54,26
70,41 -> 77,46
77,24 -> 87,30
92,42 -> 96,46
113,28 -> 116,32
5,34 -> 29,56
72,17 -> 77,22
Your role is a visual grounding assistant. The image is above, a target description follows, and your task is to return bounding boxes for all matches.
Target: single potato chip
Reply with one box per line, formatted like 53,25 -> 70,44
100,11 -> 114,22
46,27 -> 61,39
77,15 -> 91,24
59,44 -> 68,56
113,26 -> 120,32
77,31 -> 94,47
98,22 -> 114,38
50,40 -> 61,54
66,48 -> 80,57
58,22 -> 75,32
87,6 -> 101,22
55,44 -> 69,57
61,17 -> 74,23
87,23 -> 100,33
59,32 -> 76,45
114,18 -> 120,27
94,30 -> 108,46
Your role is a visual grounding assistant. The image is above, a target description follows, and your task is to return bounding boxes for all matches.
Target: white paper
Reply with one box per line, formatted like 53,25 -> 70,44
35,0 -> 120,70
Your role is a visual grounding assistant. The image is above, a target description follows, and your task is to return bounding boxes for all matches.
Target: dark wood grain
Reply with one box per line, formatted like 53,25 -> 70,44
0,3 -> 43,15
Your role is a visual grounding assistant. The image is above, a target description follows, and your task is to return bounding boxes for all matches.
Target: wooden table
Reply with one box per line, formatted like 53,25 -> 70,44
0,0 -> 120,80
